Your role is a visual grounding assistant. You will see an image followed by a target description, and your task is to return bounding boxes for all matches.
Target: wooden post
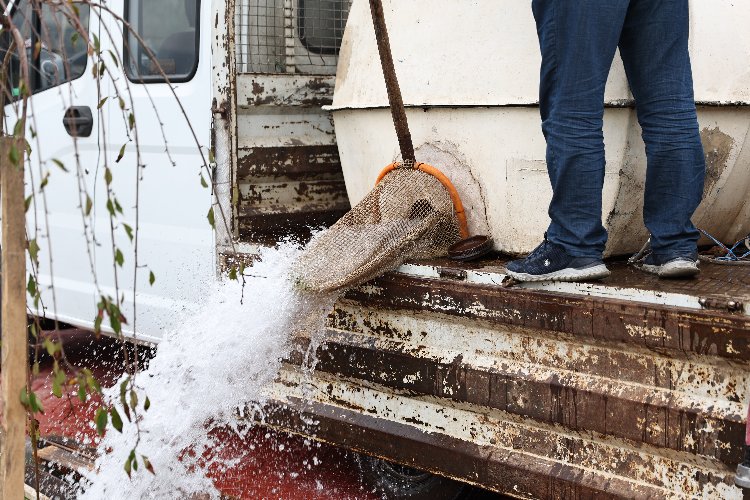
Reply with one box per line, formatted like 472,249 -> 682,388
1,136 -> 27,500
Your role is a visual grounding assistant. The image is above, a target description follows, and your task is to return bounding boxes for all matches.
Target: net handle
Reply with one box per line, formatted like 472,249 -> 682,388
376,162 -> 470,239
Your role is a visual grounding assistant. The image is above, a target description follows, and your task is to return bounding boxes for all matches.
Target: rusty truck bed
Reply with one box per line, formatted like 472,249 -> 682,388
254,257 -> 750,499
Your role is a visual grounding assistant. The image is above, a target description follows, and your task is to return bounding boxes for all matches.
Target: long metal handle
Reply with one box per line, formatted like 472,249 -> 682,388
368,0 -> 415,164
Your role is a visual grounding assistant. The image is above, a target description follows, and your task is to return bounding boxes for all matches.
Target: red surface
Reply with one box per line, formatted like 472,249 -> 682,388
13,329 -> 378,499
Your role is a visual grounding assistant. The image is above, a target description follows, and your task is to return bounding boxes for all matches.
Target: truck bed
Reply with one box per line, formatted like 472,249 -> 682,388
251,256 -> 750,499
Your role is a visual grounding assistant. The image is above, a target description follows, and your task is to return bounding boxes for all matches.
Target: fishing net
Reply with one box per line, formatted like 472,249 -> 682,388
292,166 -> 462,293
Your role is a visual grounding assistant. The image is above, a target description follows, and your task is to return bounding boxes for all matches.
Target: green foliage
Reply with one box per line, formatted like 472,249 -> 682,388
110,407 -> 124,433
116,144 -> 126,163
207,207 -> 215,228
122,223 -> 134,241
28,239 -> 40,265
21,388 -> 44,414
95,407 -> 108,436
51,158 -> 68,172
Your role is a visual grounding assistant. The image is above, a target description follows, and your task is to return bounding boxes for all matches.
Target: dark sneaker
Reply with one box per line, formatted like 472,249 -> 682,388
634,253 -> 699,278
504,238 -> 610,282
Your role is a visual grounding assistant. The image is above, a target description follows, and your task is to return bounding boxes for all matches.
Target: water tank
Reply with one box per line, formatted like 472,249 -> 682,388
329,0 -> 750,256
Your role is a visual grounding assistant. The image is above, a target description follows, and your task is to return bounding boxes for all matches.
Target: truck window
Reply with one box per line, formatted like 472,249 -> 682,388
298,0 -> 349,55
5,2 -> 90,96
124,0 -> 200,83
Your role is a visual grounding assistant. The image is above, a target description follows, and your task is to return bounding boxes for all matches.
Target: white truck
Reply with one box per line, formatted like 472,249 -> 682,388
4,0 -> 750,497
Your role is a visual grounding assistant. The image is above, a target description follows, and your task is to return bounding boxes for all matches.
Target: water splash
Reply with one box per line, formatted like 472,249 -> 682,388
79,243 -> 337,499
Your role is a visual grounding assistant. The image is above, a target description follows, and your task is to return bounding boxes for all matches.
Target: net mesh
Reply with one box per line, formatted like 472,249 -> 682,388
292,167 -> 461,293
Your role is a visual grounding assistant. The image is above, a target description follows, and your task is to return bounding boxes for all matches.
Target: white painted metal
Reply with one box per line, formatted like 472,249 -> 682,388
269,366 -> 744,499
396,262 -> 750,316
4,1 -> 215,342
331,0 -> 750,256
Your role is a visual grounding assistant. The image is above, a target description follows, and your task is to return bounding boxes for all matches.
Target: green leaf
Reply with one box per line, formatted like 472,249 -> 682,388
116,144 -> 126,163
84,368 -> 101,393
144,397 -> 151,411
43,338 -> 60,356
108,50 -> 120,68
24,195 -> 33,213
200,174 -> 208,188
129,390 -> 138,410
110,407 -> 123,432
39,173 -> 49,191
70,31 -> 79,45
95,407 -> 108,436
52,364 -> 65,398
32,362 -> 40,376
52,377 -> 62,398
114,198 -> 123,214
122,223 -> 134,241
78,379 -> 87,402
85,195 -> 93,216
20,388 -> 30,407
206,207 -> 215,228
228,267 -> 238,281
32,392 -> 44,413
149,271 -> 156,286
119,97 -> 126,110
51,158 -> 68,172
94,307 -> 103,335
106,199 -> 115,217
128,113 -> 135,131
143,455 -> 155,474
27,274 -> 37,297
8,144 -> 20,165
208,149 -> 215,164
115,248 -> 124,267
110,312 -> 122,334
124,452 -> 133,478
105,167 -> 113,185
97,97 -> 108,109
13,119 -> 23,136
92,33 -> 101,53
28,239 -> 40,264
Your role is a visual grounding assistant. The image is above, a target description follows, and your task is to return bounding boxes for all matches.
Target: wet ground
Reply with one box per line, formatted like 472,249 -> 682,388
18,329 -> 506,499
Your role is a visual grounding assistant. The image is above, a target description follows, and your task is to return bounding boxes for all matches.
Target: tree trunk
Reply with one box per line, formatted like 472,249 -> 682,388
1,136 -> 27,500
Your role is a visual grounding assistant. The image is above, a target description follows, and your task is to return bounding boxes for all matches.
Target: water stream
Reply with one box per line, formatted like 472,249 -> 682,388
79,244 -> 338,499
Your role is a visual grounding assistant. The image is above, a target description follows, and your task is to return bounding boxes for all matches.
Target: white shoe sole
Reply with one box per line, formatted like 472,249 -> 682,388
639,260 -> 699,278
505,264 -> 611,283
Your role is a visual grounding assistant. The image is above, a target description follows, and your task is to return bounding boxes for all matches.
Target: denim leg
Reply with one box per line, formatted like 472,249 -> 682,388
532,0 -> 630,258
618,0 -> 705,257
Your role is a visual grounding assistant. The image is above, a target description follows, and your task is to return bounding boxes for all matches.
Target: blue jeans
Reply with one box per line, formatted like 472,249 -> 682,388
532,0 -> 705,258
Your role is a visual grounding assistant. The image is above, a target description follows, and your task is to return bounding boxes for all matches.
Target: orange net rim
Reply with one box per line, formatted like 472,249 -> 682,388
375,162 -> 470,239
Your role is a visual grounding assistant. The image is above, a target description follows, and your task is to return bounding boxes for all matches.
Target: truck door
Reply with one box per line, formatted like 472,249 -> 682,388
97,0 -> 214,341
2,1 -> 213,342
2,1 -> 102,329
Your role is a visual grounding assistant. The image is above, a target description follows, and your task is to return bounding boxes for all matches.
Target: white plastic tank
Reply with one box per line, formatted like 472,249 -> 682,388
329,0 -> 750,256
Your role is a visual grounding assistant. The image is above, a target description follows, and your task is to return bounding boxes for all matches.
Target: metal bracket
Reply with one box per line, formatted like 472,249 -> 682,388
698,297 -> 743,313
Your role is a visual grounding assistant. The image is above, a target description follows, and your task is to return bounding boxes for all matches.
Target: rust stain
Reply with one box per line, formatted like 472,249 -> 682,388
701,126 -> 734,197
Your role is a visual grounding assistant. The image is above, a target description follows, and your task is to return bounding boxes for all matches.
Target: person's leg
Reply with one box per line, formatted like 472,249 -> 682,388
618,0 -> 705,265
533,0 -> 630,258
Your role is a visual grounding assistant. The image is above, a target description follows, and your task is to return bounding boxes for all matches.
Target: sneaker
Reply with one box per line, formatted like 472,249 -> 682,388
504,238 -> 610,283
634,253 -> 700,278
